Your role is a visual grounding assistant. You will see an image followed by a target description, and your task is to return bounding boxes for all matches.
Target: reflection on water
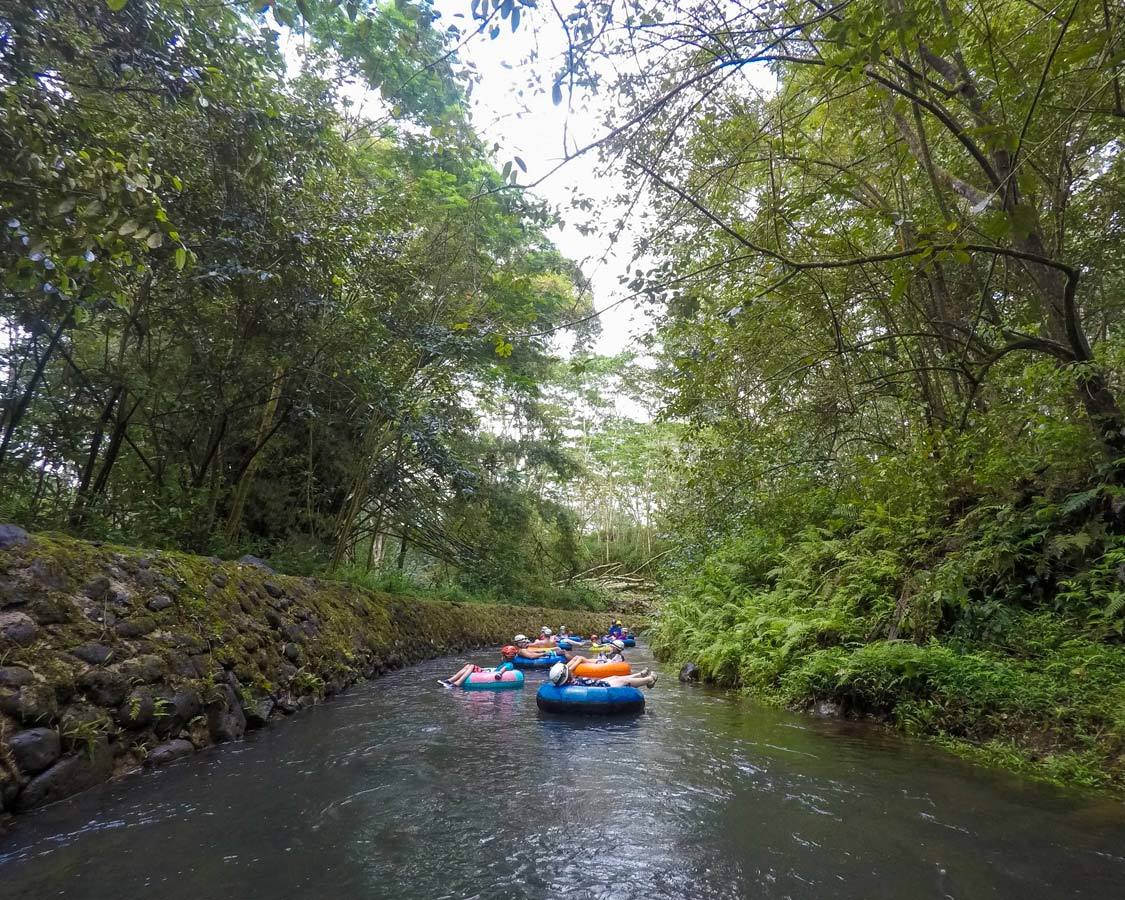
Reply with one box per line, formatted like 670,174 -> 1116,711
2,644 -> 1124,899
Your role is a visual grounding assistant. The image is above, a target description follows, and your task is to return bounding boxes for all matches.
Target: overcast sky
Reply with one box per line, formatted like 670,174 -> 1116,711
433,0 -> 646,359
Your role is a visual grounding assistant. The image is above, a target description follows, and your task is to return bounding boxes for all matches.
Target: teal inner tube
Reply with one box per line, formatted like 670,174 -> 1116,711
535,682 -> 645,715
461,669 -> 524,691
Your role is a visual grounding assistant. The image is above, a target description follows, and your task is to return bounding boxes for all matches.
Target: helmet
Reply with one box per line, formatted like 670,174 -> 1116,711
615,620 -> 622,625
513,634 -> 528,644
549,662 -> 568,685
501,645 -> 518,659
541,626 -> 552,635
611,639 -> 625,651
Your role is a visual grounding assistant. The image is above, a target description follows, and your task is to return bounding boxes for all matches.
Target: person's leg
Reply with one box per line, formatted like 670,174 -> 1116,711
566,656 -> 584,673
446,664 -> 473,685
603,674 -> 657,688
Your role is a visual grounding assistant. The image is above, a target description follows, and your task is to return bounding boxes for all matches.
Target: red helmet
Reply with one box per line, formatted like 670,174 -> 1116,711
501,645 -> 519,659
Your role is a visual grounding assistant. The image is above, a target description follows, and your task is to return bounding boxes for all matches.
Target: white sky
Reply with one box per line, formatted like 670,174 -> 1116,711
433,0 -> 647,359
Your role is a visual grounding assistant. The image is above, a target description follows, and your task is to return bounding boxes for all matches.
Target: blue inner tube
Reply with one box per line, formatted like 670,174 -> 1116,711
461,670 -> 524,691
512,654 -> 566,669
622,637 -> 636,647
535,682 -> 645,715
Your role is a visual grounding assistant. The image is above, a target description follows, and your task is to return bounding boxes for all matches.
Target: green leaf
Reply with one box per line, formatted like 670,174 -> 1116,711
146,231 -> 163,249
502,161 -> 513,180
105,0 -> 128,10
514,156 -> 527,173
552,83 -> 563,105
174,247 -> 187,270
118,219 -> 139,236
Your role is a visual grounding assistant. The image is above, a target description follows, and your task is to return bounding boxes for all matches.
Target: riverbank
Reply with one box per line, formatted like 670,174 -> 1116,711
0,529 -> 625,819
651,508 -> 1125,796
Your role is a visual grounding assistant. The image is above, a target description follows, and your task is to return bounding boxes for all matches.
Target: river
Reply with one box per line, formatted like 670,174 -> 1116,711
2,643 -> 1123,899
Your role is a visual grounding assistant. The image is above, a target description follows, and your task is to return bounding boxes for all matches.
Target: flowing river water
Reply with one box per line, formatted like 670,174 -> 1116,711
2,643 -> 1124,899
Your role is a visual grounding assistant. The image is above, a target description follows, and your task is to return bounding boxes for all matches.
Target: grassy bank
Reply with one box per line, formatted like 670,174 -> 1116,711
651,487 -> 1125,794
1,531 -> 628,817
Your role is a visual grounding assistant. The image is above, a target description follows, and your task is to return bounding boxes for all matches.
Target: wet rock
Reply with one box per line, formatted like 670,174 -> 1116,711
171,688 -> 202,726
281,623 -> 305,644
116,688 -> 156,729
264,609 -> 283,630
243,697 -> 275,729
275,695 -> 298,715
9,727 -> 61,775
69,642 -> 115,665
145,740 -> 194,768
119,654 -> 167,685
282,642 -> 302,664
27,596 -> 74,625
678,662 -> 700,683
0,682 -> 58,725
206,684 -> 246,743
263,581 -> 284,599
78,669 -> 129,707
812,700 -> 843,718
0,611 -> 39,646
211,573 -> 228,588
0,666 -> 33,688
238,555 -> 276,574
146,594 -> 174,612
165,632 -> 206,654
15,736 -> 112,811
165,651 -> 196,679
0,524 -> 30,550
114,616 -> 155,639
237,597 -> 255,615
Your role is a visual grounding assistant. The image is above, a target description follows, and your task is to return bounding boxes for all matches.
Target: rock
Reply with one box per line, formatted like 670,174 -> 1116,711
165,632 -> 206,654
243,697 -> 275,729
134,569 -> 158,589
0,611 -> 39,646
0,666 -> 33,687
145,740 -> 194,768
78,669 -> 129,707
116,688 -> 155,729
28,558 -> 67,590
119,654 -> 167,684
0,576 -> 31,608
9,727 -> 61,775
0,682 -> 58,725
27,596 -> 74,625
283,642 -> 302,664
82,576 -> 112,601
262,581 -> 284,599
15,736 -> 112,811
206,684 -> 246,743
264,609 -> 283,630
69,642 -> 115,665
57,705 -> 111,750
812,700 -> 843,718
114,616 -> 155,639
678,662 -> 701,683
0,524 -> 30,550
211,573 -> 228,588
165,651 -> 196,678
281,623 -> 305,644
146,594 -> 175,612
169,689 -> 202,730
238,555 -> 276,574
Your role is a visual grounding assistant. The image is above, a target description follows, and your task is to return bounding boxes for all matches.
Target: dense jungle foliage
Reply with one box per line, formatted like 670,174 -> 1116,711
536,0 -> 1125,787
0,0 -> 669,609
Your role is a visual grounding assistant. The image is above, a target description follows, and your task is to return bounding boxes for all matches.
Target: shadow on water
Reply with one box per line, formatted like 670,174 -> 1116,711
2,643 -> 1124,900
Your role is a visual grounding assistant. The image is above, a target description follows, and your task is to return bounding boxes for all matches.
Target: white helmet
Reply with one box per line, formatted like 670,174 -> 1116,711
549,662 -> 568,685
541,626 -> 552,635
513,634 -> 528,644
611,639 -> 625,651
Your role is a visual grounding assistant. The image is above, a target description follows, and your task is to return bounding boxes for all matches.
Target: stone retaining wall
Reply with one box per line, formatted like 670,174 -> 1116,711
0,529 -> 626,820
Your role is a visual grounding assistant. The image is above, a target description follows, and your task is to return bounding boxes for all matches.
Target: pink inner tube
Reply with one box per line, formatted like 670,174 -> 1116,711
465,669 -> 521,685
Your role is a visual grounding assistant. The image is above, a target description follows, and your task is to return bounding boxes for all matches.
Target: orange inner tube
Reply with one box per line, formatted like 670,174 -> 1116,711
573,660 -> 631,678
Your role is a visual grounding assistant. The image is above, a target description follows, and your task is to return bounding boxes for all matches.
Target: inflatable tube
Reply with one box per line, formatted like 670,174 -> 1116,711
623,637 -> 636,647
588,643 -> 613,653
573,660 -> 631,678
512,653 -> 566,669
462,669 -> 524,691
536,682 -> 645,715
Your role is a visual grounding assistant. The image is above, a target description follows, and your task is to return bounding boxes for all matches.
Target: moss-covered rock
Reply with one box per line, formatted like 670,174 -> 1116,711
0,531 -> 629,818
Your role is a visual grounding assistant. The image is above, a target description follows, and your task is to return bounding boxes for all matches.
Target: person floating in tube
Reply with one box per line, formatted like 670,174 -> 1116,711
440,645 -> 520,688
548,660 -> 657,690
607,619 -> 625,638
511,634 -> 561,659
